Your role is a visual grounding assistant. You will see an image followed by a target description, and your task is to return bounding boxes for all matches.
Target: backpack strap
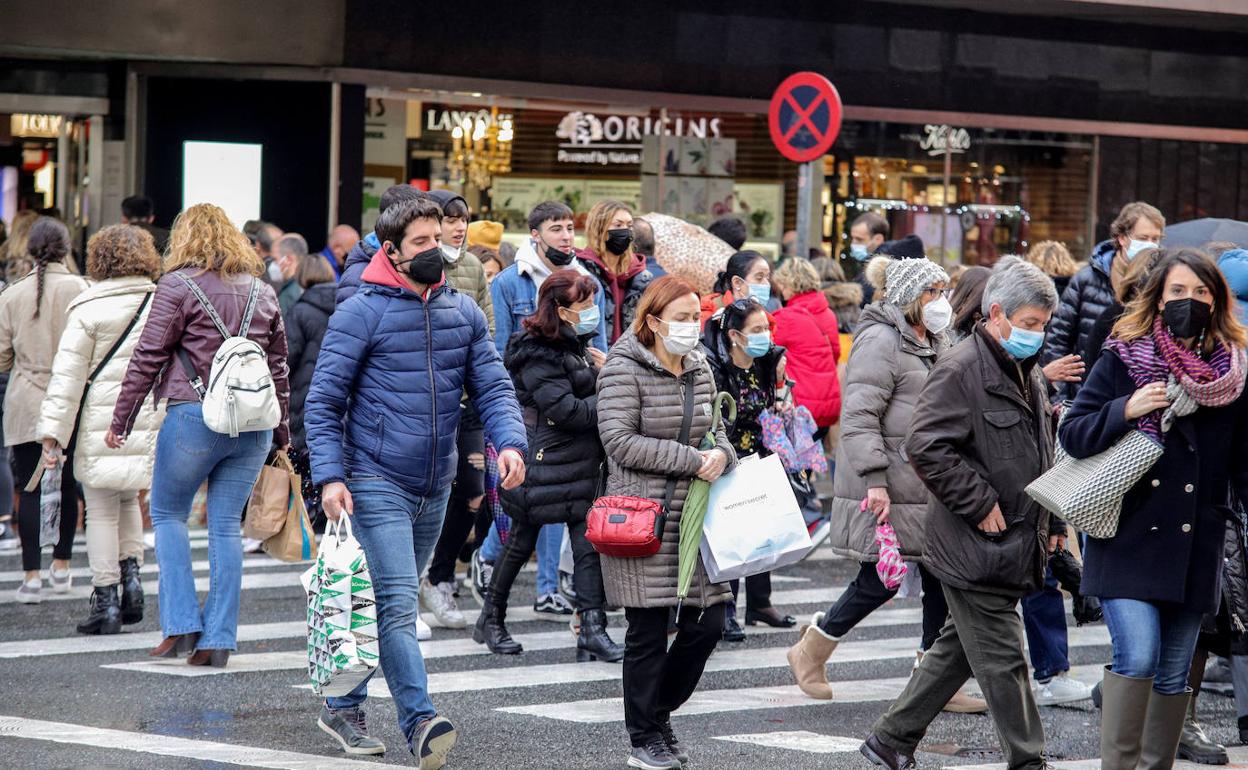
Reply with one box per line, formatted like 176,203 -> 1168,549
238,278 -> 261,339
176,273 -> 232,340
173,274 -> 261,400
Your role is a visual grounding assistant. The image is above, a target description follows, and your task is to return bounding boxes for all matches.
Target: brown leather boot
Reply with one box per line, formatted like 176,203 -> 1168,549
149,632 -> 199,658
786,612 -> 838,700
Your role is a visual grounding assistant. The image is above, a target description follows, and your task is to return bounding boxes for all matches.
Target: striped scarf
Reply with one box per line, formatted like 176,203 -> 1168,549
1104,316 -> 1246,441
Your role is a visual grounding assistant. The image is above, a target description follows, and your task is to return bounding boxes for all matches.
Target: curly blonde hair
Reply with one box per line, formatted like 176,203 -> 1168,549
773,256 -> 822,296
584,199 -> 634,275
164,204 -> 263,277
1025,240 -> 1078,279
87,224 -> 162,281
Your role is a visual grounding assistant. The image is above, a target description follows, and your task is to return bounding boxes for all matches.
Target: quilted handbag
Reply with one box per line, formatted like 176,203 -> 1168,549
1025,381 -> 1192,540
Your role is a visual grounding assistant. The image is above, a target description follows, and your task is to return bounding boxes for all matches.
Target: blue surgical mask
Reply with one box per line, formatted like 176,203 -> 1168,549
1125,239 -> 1158,261
570,305 -> 601,336
1000,324 -> 1046,360
850,244 -> 870,261
737,331 -> 771,358
748,282 -> 771,305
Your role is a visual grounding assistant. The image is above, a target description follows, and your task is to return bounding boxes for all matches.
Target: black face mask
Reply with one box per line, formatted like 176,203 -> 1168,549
1163,297 -> 1213,339
392,244 -> 444,286
544,243 -> 576,267
605,228 -> 634,256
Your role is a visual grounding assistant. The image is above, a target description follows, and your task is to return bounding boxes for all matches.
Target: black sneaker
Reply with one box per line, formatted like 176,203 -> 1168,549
470,548 -> 492,607
317,704 -> 385,755
534,592 -> 575,617
628,738 -> 681,770
409,715 -> 457,770
658,719 -> 689,765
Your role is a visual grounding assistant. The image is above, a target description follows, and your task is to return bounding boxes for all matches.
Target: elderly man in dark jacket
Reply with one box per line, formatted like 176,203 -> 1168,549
1041,201 -> 1164,403
860,260 -> 1062,770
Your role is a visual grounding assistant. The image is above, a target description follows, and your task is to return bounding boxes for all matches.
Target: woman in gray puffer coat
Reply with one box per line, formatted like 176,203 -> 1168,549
785,255 -> 986,714
597,275 -> 737,770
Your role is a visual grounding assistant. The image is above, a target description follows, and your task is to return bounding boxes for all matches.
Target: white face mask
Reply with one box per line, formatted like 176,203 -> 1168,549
441,242 -> 462,264
266,260 -> 285,283
922,295 -> 953,334
1124,239 -> 1158,261
658,320 -> 700,356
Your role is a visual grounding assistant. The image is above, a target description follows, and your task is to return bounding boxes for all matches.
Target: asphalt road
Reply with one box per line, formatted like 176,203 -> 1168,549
2,528 -> 1244,769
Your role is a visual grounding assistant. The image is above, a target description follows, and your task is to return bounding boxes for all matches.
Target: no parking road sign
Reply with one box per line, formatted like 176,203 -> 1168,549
768,71 -> 843,163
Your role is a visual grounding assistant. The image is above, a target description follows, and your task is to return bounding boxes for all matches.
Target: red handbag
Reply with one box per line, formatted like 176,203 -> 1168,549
587,372 -> 696,558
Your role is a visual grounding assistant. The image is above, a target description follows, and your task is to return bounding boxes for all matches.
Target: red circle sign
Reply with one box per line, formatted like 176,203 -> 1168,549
768,72 -> 843,163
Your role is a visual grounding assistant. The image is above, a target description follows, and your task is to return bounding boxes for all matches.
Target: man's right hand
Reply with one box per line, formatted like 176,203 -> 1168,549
322,482 -> 353,521
977,504 -> 1007,535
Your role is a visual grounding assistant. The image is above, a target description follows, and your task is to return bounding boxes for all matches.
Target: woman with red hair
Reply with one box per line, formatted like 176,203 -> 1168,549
474,269 -> 623,665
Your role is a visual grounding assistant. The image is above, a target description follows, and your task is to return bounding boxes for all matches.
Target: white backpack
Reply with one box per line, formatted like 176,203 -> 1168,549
175,274 -> 281,437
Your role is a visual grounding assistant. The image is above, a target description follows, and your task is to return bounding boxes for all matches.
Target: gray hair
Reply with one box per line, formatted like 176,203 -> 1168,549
274,233 -> 308,259
981,257 -> 1058,318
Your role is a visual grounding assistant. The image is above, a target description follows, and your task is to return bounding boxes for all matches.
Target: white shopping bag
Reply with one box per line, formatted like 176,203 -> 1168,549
302,516 -> 379,697
700,452 -> 814,583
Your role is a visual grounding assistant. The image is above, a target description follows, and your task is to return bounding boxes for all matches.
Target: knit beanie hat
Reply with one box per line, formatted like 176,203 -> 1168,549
883,257 -> 949,306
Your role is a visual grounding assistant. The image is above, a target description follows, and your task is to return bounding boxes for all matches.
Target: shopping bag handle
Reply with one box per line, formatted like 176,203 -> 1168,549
270,450 -> 294,473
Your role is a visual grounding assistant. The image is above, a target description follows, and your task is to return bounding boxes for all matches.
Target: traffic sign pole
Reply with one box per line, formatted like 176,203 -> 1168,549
796,161 -> 813,262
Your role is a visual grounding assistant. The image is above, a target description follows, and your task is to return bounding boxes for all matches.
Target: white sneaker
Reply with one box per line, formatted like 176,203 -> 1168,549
242,537 -> 264,554
1034,672 -> 1093,706
14,578 -> 41,604
416,615 -> 433,641
49,567 -> 72,594
419,578 -> 467,629
143,531 -> 156,550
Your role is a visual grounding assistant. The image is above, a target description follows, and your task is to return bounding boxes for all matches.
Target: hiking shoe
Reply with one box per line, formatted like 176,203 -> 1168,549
50,567 -> 72,594
317,704 -> 385,755
629,738 -> 681,769
409,715 -> 456,769
470,548 -> 492,607
659,719 -> 689,765
1034,672 -> 1093,706
14,578 -> 41,604
420,579 -> 467,629
534,592 -> 574,617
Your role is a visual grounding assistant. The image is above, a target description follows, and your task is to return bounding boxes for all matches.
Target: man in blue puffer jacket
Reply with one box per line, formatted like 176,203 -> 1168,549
336,183 -> 427,306
305,196 -> 527,766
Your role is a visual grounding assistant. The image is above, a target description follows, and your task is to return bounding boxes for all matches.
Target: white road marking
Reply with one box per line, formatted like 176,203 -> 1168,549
711,730 -> 864,753
0,569 -> 302,605
0,554 -> 294,585
0,714 -> 412,769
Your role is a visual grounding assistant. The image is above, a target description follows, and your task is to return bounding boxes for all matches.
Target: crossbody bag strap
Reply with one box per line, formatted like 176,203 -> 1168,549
66,292 -> 152,454
661,370 -> 698,513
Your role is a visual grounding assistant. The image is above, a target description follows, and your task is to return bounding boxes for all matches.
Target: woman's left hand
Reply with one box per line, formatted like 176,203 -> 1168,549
587,347 -> 607,369
696,449 -> 728,482
41,437 -> 61,469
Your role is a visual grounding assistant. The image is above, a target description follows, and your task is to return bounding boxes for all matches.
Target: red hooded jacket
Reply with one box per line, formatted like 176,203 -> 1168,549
773,290 -> 842,427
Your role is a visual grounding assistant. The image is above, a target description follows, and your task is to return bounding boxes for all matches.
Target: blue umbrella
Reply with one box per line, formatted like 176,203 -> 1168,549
1163,218 -> 1248,250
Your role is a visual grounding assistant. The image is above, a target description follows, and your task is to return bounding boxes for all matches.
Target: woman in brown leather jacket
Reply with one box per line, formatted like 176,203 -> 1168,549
110,203 -> 289,668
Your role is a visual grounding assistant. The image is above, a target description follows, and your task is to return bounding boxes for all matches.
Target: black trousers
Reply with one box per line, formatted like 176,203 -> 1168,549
13,441 -> 78,572
729,572 -> 773,611
624,603 -> 726,747
427,423 -> 485,586
488,518 -> 605,612
821,561 -> 947,650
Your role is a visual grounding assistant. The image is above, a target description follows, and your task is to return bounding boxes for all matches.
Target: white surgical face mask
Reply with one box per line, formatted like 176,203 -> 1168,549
922,295 -> 953,334
1125,239 -> 1158,261
441,242 -> 462,264
658,320 -> 700,356
267,261 -> 284,283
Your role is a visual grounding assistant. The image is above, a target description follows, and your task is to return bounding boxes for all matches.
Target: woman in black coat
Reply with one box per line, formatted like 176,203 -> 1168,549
1060,248 -> 1248,767
700,299 -> 795,641
473,269 -> 623,663
284,254 -> 337,527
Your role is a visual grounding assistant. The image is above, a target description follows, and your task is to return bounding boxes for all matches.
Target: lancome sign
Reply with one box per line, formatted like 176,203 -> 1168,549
555,111 -> 724,166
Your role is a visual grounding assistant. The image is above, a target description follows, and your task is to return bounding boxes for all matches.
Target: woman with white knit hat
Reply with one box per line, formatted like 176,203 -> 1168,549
786,254 -> 988,714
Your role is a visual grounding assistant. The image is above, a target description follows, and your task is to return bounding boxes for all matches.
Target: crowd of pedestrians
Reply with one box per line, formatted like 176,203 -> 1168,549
7,190 -> 1248,770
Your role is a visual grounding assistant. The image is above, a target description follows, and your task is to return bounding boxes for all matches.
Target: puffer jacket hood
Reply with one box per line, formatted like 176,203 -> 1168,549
1219,248 -> 1248,323
829,301 -> 942,562
500,328 -> 604,525
39,276 -> 164,489
298,281 -> 336,316
596,330 -> 737,609
335,237 -> 380,305
577,248 -> 654,344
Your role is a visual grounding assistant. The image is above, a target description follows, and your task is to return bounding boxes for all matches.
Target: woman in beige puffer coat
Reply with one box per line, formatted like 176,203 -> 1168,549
596,275 -> 737,770
38,225 -> 165,635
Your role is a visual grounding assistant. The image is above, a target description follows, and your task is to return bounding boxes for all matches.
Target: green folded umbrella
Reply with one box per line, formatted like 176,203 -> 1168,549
677,392 -> 736,607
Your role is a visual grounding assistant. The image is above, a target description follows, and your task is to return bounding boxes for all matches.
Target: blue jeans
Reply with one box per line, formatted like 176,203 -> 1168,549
149,403 -> 271,649
1102,597 -> 1204,694
1021,568 -> 1070,681
325,477 -> 451,741
481,520 -> 562,596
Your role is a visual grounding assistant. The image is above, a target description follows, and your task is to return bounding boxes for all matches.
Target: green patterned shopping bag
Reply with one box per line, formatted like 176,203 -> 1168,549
301,516 -> 379,696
